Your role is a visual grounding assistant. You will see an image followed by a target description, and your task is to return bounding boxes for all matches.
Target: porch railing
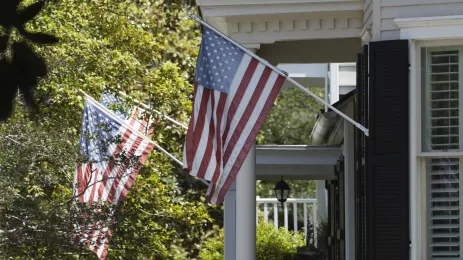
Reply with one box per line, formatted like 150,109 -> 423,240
256,197 -> 318,245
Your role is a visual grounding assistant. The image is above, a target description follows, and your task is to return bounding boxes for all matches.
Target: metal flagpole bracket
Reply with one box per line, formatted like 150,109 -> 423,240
117,91 -> 188,129
188,13 -> 370,137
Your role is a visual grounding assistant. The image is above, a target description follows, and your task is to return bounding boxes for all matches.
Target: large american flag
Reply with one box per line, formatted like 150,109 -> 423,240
183,26 -> 286,204
73,96 -> 155,259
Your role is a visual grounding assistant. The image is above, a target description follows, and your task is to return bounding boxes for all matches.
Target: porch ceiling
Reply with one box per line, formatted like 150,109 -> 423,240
255,145 -> 342,180
257,38 -> 361,64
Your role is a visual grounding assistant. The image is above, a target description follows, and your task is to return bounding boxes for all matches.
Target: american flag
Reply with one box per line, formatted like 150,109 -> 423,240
101,91 -> 155,137
73,96 -> 155,259
183,26 -> 286,204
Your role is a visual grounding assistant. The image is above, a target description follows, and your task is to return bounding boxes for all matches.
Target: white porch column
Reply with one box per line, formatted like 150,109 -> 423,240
316,181 -> 328,223
329,63 -> 340,104
236,144 -> 256,260
343,102 -> 355,260
224,181 -> 236,260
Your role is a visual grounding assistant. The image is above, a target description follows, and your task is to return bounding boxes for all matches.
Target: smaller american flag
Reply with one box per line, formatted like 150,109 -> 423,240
73,96 -> 155,259
101,91 -> 155,138
183,25 -> 286,204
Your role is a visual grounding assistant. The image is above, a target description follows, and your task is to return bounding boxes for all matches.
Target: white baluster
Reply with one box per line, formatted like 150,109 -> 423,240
303,202 -> 308,242
284,202 -> 288,230
293,202 -> 298,234
256,203 -> 259,224
273,203 -> 278,229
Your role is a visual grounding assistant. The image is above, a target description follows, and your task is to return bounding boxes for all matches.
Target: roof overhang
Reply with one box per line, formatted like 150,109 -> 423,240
198,0 -> 363,17
197,0 -> 364,50
255,145 -> 342,180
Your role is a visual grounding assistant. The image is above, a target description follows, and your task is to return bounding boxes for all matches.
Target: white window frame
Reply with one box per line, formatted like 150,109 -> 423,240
395,15 -> 463,260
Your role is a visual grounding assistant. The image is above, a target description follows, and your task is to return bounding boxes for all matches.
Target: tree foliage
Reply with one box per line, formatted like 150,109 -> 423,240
256,87 -> 324,201
199,220 -> 305,260
257,87 -> 325,145
0,0 -> 220,259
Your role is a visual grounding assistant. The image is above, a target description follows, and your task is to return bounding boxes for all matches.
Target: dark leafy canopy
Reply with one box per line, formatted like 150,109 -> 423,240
256,87 -> 324,201
0,0 -> 220,259
0,0 -> 58,121
257,87 -> 325,145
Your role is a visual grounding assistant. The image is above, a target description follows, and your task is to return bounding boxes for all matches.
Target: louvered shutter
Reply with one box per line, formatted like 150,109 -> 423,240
367,40 -> 409,260
424,49 -> 460,152
355,45 -> 368,260
427,157 -> 460,259
423,47 -> 462,260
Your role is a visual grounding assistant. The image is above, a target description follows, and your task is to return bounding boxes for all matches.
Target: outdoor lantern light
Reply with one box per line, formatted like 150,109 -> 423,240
274,177 -> 291,203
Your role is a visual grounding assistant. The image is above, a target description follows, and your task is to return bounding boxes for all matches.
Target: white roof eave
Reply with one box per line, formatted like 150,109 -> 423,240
198,0 -> 363,17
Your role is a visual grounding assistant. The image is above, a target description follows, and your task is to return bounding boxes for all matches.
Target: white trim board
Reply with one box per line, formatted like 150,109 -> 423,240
408,35 -> 463,260
198,0 -> 363,17
395,15 -> 463,40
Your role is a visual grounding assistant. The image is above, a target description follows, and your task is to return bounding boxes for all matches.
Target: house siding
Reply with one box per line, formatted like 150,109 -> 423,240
364,0 -> 373,30
380,0 -> 463,40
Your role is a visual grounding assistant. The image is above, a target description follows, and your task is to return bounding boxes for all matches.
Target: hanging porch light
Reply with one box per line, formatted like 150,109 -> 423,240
274,177 -> 291,203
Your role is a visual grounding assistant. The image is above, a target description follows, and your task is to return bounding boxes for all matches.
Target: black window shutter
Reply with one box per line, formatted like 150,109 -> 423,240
355,45 -> 368,260
367,40 -> 409,260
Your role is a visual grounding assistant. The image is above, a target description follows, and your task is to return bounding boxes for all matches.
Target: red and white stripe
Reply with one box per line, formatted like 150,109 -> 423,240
183,54 -> 285,204
128,107 -> 154,138
73,99 -> 155,259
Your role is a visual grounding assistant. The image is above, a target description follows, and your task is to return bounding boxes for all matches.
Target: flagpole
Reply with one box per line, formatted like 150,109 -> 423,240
78,89 -> 209,185
188,13 -> 369,137
117,91 -> 188,129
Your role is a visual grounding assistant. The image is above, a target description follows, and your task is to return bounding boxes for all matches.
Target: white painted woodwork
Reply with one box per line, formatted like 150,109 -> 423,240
363,0 -> 372,32
396,15 -> 463,40
224,181 -> 236,260
197,0 -> 363,50
381,1 -> 463,41
303,202 -> 308,241
256,198 -> 318,244
312,201 -> 318,245
339,63 -> 357,88
329,63 -> 340,104
317,180 -> 328,222
198,0 -> 363,17
284,203 -> 288,230
236,145 -> 256,260
278,63 -> 328,89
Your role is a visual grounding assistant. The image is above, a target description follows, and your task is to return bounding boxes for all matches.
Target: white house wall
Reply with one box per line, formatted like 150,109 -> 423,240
363,0 -> 373,39
339,63 -> 357,88
378,0 -> 463,41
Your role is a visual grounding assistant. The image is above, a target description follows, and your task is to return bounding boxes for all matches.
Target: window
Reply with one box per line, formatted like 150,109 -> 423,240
426,157 -> 460,259
422,46 -> 463,259
422,46 -> 462,153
